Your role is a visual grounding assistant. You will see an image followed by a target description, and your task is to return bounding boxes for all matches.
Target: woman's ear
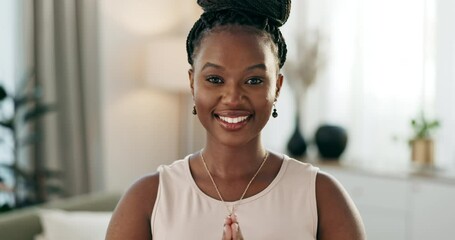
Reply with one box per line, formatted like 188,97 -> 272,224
275,73 -> 284,99
189,68 -> 195,97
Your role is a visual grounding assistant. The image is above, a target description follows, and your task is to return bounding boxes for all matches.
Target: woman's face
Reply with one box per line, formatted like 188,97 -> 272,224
189,27 -> 283,147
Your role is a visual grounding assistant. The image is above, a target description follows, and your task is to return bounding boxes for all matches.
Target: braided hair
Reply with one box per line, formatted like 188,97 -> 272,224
186,0 -> 291,69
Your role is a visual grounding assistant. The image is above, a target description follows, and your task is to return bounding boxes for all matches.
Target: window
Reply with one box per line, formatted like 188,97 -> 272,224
0,0 -> 18,207
264,0 -> 455,170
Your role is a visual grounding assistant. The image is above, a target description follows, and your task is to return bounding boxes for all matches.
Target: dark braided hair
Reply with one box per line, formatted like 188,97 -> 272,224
186,0 -> 291,69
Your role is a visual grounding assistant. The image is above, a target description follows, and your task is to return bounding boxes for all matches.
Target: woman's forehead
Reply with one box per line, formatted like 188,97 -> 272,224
194,28 -> 278,71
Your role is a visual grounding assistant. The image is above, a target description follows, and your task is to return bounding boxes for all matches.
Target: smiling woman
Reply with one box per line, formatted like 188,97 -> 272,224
106,1 -> 366,239
189,28 -> 281,146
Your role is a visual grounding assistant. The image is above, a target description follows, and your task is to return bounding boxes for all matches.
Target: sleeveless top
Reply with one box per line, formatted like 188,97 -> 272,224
151,155 -> 319,239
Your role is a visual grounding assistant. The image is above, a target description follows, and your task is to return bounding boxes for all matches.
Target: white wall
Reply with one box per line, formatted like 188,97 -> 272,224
99,0 -> 193,191
435,0 -> 455,169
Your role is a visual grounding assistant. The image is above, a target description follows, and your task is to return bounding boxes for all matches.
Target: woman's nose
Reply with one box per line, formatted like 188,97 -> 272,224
222,83 -> 244,106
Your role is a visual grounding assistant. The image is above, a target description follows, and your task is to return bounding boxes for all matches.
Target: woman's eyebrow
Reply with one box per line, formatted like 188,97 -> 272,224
201,62 -> 223,71
200,62 -> 267,71
246,63 -> 267,71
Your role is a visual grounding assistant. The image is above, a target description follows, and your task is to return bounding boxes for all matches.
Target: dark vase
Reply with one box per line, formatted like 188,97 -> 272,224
287,115 -> 307,157
315,125 -> 348,160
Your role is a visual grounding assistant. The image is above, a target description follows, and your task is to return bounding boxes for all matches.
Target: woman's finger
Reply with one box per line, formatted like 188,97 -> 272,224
229,215 -> 244,240
231,222 -> 244,240
223,223 -> 232,240
222,216 -> 233,240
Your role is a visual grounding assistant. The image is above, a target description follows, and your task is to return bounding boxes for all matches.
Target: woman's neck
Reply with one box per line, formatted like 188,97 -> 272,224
201,139 -> 267,179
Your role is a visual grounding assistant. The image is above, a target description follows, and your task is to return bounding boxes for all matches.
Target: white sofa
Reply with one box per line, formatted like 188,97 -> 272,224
0,192 -> 121,240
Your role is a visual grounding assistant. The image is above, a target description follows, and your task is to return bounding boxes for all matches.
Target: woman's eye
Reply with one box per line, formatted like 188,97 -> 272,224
206,76 -> 223,84
246,78 -> 263,85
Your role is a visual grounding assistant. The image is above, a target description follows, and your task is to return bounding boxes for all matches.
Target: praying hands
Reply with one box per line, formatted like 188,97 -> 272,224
222,214 -> 244,240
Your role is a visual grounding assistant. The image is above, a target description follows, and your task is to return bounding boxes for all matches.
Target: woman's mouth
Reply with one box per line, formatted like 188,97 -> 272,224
219,115 -> 249,124
214,114 -> 252,130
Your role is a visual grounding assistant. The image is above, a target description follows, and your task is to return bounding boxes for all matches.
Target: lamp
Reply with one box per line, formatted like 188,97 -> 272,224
146,36 -> 190,92
145,35 -> 204,157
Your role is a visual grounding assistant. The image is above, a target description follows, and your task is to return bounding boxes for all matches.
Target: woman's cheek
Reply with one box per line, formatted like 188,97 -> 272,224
194,89 -> 215,111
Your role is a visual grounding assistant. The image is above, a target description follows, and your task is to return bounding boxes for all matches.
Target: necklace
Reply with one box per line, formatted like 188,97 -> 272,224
200,149 -> 269,216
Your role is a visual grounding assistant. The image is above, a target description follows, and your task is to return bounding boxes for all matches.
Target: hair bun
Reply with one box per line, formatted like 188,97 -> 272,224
197,0 -> 291,27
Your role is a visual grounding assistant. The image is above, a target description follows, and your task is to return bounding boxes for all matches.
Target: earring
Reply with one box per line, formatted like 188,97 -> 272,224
272,102 -> 278,118
192,105 -> 197,115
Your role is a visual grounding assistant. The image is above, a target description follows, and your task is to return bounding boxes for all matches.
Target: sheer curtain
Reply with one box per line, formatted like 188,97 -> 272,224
319,0 -> 431,169
265,0 -> 454,170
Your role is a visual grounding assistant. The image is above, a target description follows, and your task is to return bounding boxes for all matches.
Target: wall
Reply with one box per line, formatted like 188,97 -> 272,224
99,0 -> 191,191
435,0 -> 455,169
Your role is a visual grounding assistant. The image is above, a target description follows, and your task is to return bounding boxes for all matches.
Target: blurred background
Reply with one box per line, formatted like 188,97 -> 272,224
0,0 -> 454,239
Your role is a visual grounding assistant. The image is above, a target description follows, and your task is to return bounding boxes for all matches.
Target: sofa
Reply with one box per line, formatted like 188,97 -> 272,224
0,192 -> 121,240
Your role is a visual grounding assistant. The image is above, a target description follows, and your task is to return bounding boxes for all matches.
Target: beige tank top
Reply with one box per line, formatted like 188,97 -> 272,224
151,155 -> 319,239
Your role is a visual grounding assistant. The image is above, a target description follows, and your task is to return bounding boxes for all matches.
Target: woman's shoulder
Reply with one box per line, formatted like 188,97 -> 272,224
106,172 -> 159,239
118,172 -> 160,216
130,172 -> 160,199
315,171 -> 366,239
114,156 -> 191,212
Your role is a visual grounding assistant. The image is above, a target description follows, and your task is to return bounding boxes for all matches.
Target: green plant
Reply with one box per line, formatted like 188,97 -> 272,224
411,112 -> 440,139
0,71 -> 60,210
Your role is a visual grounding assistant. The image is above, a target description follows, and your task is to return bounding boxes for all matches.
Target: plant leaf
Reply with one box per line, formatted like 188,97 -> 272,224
0,119 -> 14,130
23,104 -> 57,122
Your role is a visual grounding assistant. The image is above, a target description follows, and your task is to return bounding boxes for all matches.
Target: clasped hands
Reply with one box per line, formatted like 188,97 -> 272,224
222,214 -> 244,240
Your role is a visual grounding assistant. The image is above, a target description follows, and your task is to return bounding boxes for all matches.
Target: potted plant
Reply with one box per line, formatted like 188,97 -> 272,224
409,112 -> 440,166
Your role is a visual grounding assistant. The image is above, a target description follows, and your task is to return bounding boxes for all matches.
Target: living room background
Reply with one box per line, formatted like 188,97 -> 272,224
0,0 -> 454,202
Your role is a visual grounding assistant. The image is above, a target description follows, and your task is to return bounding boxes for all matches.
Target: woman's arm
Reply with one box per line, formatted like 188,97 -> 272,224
316,171 -> 366,240
106,173 -> 159,240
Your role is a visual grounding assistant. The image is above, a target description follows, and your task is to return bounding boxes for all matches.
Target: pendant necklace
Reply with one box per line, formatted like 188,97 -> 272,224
200,149 -> 269,216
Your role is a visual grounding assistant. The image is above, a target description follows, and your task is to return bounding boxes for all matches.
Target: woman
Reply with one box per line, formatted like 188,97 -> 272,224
106,0 -> 366,239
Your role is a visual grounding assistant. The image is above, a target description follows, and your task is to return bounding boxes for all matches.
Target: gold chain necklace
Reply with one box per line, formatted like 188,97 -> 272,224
200,150 -> 269,216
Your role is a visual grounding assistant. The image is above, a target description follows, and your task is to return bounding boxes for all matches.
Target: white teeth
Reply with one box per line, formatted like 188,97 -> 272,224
219,116 -> 249,124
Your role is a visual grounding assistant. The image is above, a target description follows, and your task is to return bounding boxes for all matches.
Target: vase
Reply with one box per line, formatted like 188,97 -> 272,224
315,125 -> 348,160
286,115 -> 307,158
411,138 -> 434,166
